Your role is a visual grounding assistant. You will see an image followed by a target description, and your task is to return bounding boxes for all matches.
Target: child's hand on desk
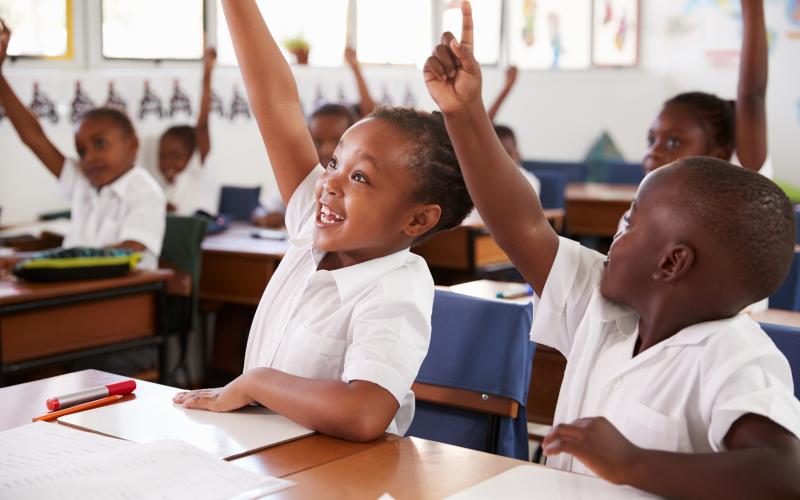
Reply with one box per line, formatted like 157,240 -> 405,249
173,378 -> 253,412
542,416 -> 640,485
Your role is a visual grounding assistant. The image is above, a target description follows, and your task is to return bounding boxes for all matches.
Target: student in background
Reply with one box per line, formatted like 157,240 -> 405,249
159,47 -> 220,216
0,20 -> 164,270
344,46 -> 376,119
174,0 -> 473,441
426,4 -> 800,497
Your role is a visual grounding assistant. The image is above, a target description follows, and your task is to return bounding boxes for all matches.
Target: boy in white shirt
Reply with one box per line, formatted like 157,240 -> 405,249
424,4 -> 800,497
0,22 -> 164,269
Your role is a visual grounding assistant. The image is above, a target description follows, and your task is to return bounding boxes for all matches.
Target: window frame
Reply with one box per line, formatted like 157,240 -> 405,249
0,0 -> 76,64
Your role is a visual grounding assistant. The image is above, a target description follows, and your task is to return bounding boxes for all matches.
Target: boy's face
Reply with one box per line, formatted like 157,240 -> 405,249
74,118 -> 138,188
309,114 -> 351,166
313,118 -> 439,264
158,135 -> 193,184
643,104 -> 713,175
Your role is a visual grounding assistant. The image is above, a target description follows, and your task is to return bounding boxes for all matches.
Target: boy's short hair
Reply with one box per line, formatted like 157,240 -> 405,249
664,92 -> 735,154
79,107 -> 136,137
675,156 -> 795,300
161,125 -> 197,154
493,124 -> 516,143
310,103 -> 356,127
369,106 -> 474,243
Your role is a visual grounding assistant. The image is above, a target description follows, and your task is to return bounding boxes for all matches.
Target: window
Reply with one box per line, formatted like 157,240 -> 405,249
507,0 -> 591,70
0,0 -> 71,58
441,0 -> 501,65
216,0 -> 349,67
356,0 -> 432,66
101,0 -> 204,60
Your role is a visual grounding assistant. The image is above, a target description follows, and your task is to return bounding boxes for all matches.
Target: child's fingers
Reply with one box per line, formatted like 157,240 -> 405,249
460,0 -> 474,48
423,54 -> 449,82
433,43 -> 458,78
181,395 -> 215,410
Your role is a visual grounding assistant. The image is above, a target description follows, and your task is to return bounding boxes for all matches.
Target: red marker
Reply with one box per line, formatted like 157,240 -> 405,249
46,380 -> 136,411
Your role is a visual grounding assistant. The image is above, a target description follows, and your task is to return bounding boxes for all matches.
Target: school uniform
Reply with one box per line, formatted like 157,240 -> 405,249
164,151 -> 220,216
243,165 -> 432,436
534,237 -> 800,476
60,158 -> 165,270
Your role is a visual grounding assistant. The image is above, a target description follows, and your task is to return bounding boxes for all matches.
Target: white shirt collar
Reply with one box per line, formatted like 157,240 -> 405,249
104,165 -> 140,198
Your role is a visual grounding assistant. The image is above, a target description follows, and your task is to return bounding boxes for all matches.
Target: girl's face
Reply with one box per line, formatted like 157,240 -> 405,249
643,104 -> 712,175
159,135 -> 193,184
74,117 -> 138,188
313,118 -> 440,266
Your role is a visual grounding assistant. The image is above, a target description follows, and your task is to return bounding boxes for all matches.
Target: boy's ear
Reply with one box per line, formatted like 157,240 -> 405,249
404,204 -> 442,238
127,134 -> 140,158
652,244 -> 695,282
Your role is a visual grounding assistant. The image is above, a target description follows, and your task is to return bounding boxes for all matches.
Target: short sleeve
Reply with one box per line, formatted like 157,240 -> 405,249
118,175 -> 166,257
341,292 -> 432,405
58,158 -> 83,200
285,166 -> 324,238
531,237 -> 605,356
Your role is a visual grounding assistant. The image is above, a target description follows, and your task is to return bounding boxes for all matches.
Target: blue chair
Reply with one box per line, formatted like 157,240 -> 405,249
603,160 -> 645,185
534,171 -> 567,210
522,160 -> 588,184
218,186 -> 262,222
770,252 -> 800,311
758,322 -> 800,399
406,290 -> 536,460
794,206 -> 800,243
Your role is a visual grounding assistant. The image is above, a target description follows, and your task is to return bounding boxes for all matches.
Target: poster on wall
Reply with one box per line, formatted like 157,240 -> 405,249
592,0 -> 639,66
507,0 -> 592,70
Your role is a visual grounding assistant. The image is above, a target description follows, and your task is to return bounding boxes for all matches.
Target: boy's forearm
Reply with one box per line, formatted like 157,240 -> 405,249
736,0 -> 768,169
487,86 -> 510,121
349,64 -> 376,117
196,68 -> 212,160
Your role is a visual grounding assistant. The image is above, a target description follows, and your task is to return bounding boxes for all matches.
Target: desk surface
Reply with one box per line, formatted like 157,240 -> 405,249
750,309 -> 800,328
202,223 -> 289,258
565,183 -> 638,202
0,269 -> 173,306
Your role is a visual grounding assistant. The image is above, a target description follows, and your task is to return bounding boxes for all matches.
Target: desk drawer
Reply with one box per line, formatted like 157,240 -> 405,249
200,253 -> 277,306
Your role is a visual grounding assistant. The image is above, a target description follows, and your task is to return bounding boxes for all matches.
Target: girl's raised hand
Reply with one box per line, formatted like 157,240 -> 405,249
423,1 -> 481,114
0,19 -> 11,69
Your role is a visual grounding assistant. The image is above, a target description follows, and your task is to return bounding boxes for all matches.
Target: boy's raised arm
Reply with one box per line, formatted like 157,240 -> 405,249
424,2 -> 557,294
0,20 -> 64,177
735,0 -> 768,171
344,47 -> 376,118
220,0 -> 320,204
487,65 -> 517,121
196,46 -> 216,164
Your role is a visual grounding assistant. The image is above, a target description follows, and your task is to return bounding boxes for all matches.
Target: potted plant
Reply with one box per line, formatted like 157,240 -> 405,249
283,35 -> 310,65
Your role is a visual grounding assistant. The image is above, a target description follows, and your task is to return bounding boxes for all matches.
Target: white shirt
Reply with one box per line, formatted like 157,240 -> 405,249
533,237 -> 800,475
243,166 -> 433,436
59,159 -> 165,270
164,151 -> 220,216
464,167 -> 541,225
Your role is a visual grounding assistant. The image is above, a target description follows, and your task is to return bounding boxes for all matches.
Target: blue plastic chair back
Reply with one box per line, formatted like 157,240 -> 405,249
794,206 -> 800,244
604,160 -> 645,185
759,322 -> 800,399
406,290 -> 536,459
770,252 -> 800,311
535,171 -> 567,210
521,160 -> 588,184
218,186 -> 262,222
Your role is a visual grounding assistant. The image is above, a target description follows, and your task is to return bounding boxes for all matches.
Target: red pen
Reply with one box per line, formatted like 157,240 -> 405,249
46,380 -> 136,411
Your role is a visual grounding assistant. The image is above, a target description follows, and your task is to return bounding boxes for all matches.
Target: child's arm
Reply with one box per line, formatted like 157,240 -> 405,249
174,368 -> 398,442
0,20 -> 65,177
487,66 -> 517,121
735,0 -> 768,171
344,46 -> 376,117
543,415 -> 800,499
424,2 -> 557,294
196,46 -> 216,164
220,1 -> 319,204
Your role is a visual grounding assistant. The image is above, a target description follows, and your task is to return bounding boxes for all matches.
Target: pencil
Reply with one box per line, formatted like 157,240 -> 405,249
32,394 -> 124,422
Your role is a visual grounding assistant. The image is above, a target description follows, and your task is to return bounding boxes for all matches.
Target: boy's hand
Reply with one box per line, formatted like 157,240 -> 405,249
203,47 -> 217,74
344,46 -> 358,68
173,379 -> 253,412
0,18 -> 11,70
423,1 -> 481,114
503,65 -> 518,90
542,416 -> 641,485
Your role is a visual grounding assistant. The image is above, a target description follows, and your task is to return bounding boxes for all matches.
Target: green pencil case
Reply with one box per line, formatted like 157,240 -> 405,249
13,247 -> 141,282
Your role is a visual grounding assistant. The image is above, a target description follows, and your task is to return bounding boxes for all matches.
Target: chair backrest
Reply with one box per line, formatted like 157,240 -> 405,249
794,206 -> 800,244
218,186 -> 262,222
534,171 -> 567,209
770,252 -> 800,311
603,160 -> 644,185
160,215 -> 209,329
521,160 -> 588,184
406,290 -> 535,459
759,322 -> 800,399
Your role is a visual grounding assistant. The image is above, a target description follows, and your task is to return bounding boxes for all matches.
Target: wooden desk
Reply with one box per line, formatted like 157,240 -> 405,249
0,271 -> 171,385
750,309 -> 800,328
566,183 -> 636,237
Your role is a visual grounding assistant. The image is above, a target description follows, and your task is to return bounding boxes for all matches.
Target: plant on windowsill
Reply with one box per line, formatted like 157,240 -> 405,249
283,35 -> 310,65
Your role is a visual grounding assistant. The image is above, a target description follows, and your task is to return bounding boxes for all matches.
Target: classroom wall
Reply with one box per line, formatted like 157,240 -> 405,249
1,1 -> 798,226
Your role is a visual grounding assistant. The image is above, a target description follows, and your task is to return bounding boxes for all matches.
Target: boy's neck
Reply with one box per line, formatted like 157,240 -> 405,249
317,244 -> 410,272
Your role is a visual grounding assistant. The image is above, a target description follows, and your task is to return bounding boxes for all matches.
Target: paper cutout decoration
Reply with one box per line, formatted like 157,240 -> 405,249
71,81 -> 96,123
105,82 -> 128,113
548,13 -> 562,68
312,85 -> 326,111
30,83 -> 59,124
402,84 -> 416,108
139,81 -> 164,120
229,86 -> 251,120
169,80 -> 192,117
337,84 -> 347,104
380,84 -> 393,106
210,89 -> 225,117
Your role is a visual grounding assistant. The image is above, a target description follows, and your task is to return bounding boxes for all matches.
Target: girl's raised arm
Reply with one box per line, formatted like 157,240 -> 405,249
735,0 -> 768,171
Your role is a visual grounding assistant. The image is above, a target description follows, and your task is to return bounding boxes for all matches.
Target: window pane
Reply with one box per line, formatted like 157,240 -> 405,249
217,0 -> 349,67
0,0 -> 68,57
441,0 -> 501,65
507,0 -> 591,69
102,0 -> 203,60
356,0 -> 432,66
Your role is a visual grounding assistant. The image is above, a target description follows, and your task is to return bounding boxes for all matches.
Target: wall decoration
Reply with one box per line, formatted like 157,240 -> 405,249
71,81 -> 96,123
210,89 -> 225,117
402,84 -> 417,108
592,0 -> 639,66
29,83 -> 59,124
229,86 -> 251,120
168,80 -> 192,117
380,84 -> 393,106
105,82 -> 128,113
312,85 -> 326,111
508,0 -> 592,69
139,80 -> 164,120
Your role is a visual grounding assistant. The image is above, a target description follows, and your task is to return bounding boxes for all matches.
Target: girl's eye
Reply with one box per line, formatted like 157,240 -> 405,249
666,138 -> 681,150
326,158 -> 337,170
646,135 -> 655,147
94,138 -> 106,149
351,172 -> 368,183
77,148 -> 86,158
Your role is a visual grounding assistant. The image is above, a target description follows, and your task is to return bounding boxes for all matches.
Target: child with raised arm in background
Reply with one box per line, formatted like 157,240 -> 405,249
0,20 -> 164,269
423,3 -> 800,497
174,0 -> 473,441
158,47 -> 220,216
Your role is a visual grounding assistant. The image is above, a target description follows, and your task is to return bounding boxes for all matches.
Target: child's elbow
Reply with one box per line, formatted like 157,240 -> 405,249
341,414 -> 389,443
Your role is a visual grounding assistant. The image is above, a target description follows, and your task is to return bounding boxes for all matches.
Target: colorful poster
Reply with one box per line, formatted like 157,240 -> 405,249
507,0 -> 591,69
592,0 -> 639,66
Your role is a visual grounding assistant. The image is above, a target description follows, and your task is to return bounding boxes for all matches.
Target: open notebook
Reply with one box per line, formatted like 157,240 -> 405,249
59,389 -> 314,459
0,422 -> 293,500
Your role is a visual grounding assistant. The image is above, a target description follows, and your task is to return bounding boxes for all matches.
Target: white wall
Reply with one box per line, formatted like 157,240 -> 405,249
1,0 -> 799,226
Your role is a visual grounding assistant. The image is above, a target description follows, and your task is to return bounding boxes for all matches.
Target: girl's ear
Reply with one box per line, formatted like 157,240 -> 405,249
404,204 -> 442,239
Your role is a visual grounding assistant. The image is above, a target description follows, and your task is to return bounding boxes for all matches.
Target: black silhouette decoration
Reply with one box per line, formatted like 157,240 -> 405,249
229,86 -> 251,120
210,89 -> 225,117
104,81 -> 128,113
30,82 -> 59,124
169,80 -> 192,117
71,81 -> 95,123
139,80 -> 164,119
